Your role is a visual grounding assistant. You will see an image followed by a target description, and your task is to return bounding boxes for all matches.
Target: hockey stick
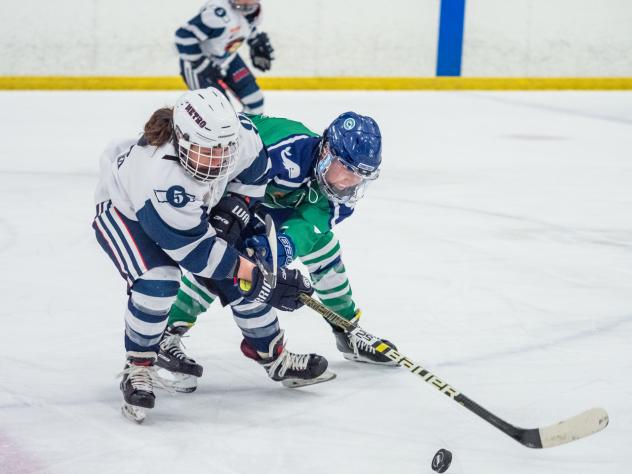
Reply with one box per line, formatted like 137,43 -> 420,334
298,294 -> 609,449
264,214 -> 278,288
248,213 -> 278,288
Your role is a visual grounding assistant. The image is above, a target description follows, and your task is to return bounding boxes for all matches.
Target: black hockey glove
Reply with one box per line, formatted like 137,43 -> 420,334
239,266 -> 313,311
209,194 -> 251,245
248,32 -> 274,72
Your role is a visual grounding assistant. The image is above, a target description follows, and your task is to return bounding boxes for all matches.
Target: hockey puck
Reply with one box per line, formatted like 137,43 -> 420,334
431,448 -> 452,473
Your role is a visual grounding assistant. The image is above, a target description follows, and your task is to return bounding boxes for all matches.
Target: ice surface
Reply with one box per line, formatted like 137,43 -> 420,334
0,90 -> 630,473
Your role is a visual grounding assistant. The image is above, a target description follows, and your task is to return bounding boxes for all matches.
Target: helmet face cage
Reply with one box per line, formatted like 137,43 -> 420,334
316,145 -> 380,204
176,132 -> 239,183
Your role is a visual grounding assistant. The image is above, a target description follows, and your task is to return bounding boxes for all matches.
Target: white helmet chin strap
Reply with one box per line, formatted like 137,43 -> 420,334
207,175 -> 230,207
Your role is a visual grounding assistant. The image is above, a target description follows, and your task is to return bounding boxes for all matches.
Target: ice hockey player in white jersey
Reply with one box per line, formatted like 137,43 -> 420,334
175,0 -> 273,114
92,88 -> 328,423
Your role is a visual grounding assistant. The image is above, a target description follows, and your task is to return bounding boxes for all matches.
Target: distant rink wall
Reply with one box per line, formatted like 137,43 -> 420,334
1,0 -> 631,90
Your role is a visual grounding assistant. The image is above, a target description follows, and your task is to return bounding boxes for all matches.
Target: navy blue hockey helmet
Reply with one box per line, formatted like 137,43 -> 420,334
316,112 -> 382,204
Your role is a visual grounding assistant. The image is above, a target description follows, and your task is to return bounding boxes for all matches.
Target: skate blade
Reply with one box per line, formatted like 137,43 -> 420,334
281,370 -> 337,388
343,353 -> 398,366
156,369 -> 198,393
171,373 -> 198,393
121,402 -> 147,424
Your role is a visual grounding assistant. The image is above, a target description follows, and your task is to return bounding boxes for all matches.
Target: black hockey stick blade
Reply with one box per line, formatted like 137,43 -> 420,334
298,294 -> 609,449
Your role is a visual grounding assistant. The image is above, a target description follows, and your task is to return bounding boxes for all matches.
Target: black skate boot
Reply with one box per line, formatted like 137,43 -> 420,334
120,352 -> 161,423
156,325 -> 203,393
331,311 -> 398,366
241,330 -> 336,388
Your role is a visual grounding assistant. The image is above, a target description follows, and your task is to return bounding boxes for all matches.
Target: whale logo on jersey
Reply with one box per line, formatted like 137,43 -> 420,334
184,103 -> 207,128
154,186 -> 196,208
280,147 -> 300,179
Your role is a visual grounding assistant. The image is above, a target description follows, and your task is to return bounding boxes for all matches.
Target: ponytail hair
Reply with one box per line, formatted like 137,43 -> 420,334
143,107 -> 174,147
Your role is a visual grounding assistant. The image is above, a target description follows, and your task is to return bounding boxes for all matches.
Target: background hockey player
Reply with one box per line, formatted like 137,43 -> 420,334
175,0 -> 273,114
93,88 -> 326,423
158,111 -> 399,393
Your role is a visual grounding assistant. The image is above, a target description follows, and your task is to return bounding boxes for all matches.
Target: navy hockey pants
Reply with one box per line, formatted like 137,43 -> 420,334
94,201 -> 281,355
179,54 -> 264,114
93,201 -> 181,354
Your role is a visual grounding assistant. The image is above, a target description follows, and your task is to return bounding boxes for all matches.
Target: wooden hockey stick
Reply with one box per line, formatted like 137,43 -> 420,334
298,294 -> 609,449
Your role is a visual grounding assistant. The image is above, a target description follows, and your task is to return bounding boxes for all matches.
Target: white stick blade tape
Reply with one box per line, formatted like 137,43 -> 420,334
540,407 -> 609,448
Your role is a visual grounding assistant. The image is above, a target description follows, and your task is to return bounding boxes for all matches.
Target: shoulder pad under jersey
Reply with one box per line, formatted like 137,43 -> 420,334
200,1 -> 233,28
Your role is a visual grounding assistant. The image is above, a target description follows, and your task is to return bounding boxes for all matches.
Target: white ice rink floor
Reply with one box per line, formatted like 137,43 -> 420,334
0,90 -> 631,474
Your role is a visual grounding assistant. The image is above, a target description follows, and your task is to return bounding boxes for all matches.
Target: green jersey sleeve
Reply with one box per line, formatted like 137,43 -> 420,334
248,114 -> 319,147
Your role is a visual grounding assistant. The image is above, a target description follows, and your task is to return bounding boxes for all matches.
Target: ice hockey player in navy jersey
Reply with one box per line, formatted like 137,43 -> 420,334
93,88 -> 328,423
175,0 -> 273,114
157,111 -> 399,393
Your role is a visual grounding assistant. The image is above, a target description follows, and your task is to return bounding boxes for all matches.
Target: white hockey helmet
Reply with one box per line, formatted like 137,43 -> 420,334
229,0 -> 260,14
173,88 -> 240,182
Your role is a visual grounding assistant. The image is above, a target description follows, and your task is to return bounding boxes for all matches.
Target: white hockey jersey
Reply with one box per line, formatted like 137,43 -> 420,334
94,115 -> 270,280
175,0 -> 261,68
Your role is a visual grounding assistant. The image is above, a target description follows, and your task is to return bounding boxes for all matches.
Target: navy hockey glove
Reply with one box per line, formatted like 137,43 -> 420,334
239,266 -> 313,311
191,57 -> 225,81
210,194 -> 251,245
245,233 -> 295,268
248,32 -> 274,72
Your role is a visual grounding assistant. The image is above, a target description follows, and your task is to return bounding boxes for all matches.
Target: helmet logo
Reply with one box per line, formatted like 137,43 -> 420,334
343,118 -> 356,130
185,103 -> 207,128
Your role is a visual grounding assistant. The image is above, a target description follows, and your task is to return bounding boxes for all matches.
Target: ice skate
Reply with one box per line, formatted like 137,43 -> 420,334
241,331 -> 336,388
119,352 -> 167,423
331,312 -> 398,366
156,326 -> 203,393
